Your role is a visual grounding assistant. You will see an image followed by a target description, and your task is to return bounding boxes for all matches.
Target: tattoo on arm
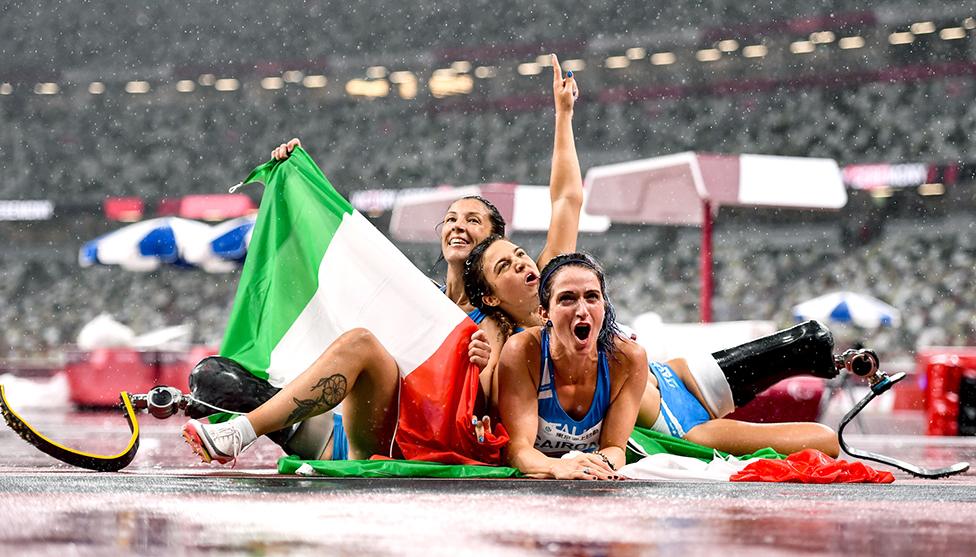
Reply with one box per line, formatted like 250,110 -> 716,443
284,374 -> 347,428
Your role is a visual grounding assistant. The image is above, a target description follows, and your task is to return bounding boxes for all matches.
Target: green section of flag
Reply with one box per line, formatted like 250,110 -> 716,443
278,429 -> 785,478
277,455 -> 524,478
219,148 -> 353,378
627,427 -> 785,463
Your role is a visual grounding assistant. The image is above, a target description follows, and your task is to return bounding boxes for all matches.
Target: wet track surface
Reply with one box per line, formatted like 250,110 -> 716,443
3,407 -> 976,556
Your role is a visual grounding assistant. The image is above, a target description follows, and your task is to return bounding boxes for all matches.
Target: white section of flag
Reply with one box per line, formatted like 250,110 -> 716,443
266,211 -> 466,386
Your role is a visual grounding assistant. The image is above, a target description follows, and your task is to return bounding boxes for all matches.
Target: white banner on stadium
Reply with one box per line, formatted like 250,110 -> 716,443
842,163 -> 929,191
0,200 -> 54,221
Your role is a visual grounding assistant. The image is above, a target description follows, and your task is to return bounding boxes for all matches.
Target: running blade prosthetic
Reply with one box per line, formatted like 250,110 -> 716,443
836,348 -> 970,479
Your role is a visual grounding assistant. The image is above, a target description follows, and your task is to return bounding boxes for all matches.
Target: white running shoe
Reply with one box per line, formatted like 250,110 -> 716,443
182,418 -> 252,465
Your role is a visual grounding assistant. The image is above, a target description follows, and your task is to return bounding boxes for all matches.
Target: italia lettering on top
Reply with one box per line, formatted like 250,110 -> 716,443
536,439 -> 597,452
659,366 -> 679,389
543,421 -> 600,439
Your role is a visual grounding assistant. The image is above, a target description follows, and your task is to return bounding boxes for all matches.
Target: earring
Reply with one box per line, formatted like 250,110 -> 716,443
546,320 -> 553,328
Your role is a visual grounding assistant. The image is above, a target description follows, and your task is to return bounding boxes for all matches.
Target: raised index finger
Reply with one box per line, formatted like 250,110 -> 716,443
551,53 -> 562,84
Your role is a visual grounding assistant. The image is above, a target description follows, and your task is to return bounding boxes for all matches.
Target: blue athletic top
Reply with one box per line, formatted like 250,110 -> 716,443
468,307 -> 487,324
534,328 -> 611,456
648,361 -> 711,438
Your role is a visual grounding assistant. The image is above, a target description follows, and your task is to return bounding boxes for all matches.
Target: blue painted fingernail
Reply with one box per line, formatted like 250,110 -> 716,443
567,71 -> 573,77
471,416 -> 478,425
478,436 -> 485,443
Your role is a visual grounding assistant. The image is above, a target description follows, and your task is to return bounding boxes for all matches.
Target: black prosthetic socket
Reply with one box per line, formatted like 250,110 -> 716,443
185,356 -> 296,450
712,320 -> 837,408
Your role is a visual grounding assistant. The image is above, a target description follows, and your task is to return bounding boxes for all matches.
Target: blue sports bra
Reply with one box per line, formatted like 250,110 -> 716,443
534,328 -> 610,456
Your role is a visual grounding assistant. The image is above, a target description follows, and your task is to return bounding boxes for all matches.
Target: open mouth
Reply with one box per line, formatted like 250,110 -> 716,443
525,272 -> 538,285
447,237 -> 469,247
573,323 -> 592,342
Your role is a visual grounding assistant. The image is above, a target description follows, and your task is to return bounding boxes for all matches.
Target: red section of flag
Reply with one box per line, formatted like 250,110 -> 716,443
395,319 -> 509,465
730,449 -> 895,483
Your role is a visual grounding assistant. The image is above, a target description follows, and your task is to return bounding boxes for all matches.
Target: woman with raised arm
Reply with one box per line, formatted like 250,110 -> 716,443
181,54 -> 586,464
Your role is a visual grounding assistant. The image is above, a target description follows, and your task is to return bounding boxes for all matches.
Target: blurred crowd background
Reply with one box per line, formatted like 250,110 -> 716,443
1,0 -> 975,364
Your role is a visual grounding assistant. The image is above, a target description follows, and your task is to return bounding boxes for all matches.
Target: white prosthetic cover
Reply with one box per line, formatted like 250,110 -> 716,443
683,352 -> 735,418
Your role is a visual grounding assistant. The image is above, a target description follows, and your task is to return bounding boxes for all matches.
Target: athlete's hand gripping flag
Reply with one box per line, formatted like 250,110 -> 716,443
221,147 -> 508,465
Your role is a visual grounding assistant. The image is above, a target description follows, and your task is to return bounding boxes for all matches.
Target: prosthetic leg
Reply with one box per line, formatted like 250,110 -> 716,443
130,356 -> 330,458
684,321 -> 968,479
181,356 -> 296,450
834,348 -> 969,478
712,320 -> 838,409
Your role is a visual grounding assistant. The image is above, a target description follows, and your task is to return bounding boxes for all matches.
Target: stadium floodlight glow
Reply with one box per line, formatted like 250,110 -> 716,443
940,27 -> 967,40
626,47 -> 646,60
650,52 -> 676,65
0,83 -> 12,95
517,62 -> 542,76
303,75 -> 327,88
910,21 -> 936,35
260,77 -> 284,90
34,82 -> 59,95
809,31 -> 836,44
388,71 -> 418,99
742,45 -> 767,58
125,81 -> 150,94
474,66 -> 497,79
429,72 -> 473,98
198,73 -> 216,86
562,59 -> 586,72
366,66 -> 388,79
451,61 -> 472,73
839,36 -> 866,49
888,32 -> 914,45
870,187 -> 893,199
88,82 -> 105,94
695,48 -> 721,62
717,39 -> 739,52
345,78 -> 389,98
918,183 -> 945,196
965,17 -> 976,30
605,55 -> 630,69
534,54 -> 552,67
283,70 -> 304,83
176,80 -> 196,92
214,78 -> 240,92
789,41 -> 815,54
388,71 -> 415,83
397,79 -> 418,100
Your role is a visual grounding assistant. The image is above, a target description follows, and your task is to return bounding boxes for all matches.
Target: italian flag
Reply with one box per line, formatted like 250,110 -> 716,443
220,148 -> 507,465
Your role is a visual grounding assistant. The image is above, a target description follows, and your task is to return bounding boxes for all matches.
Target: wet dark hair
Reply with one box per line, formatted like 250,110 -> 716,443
462,234 -> 517,338
538,252 -> 621,356
460,195 -> 506,237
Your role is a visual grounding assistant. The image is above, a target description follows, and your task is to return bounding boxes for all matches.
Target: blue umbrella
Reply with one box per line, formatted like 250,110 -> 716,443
183,215 -> 255,273
79,217 -> 214,272
792,291 -> 901,329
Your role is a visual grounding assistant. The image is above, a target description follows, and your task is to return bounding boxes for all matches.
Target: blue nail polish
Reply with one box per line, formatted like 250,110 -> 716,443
478,436 -> 485,443
567,71 -> 573,78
